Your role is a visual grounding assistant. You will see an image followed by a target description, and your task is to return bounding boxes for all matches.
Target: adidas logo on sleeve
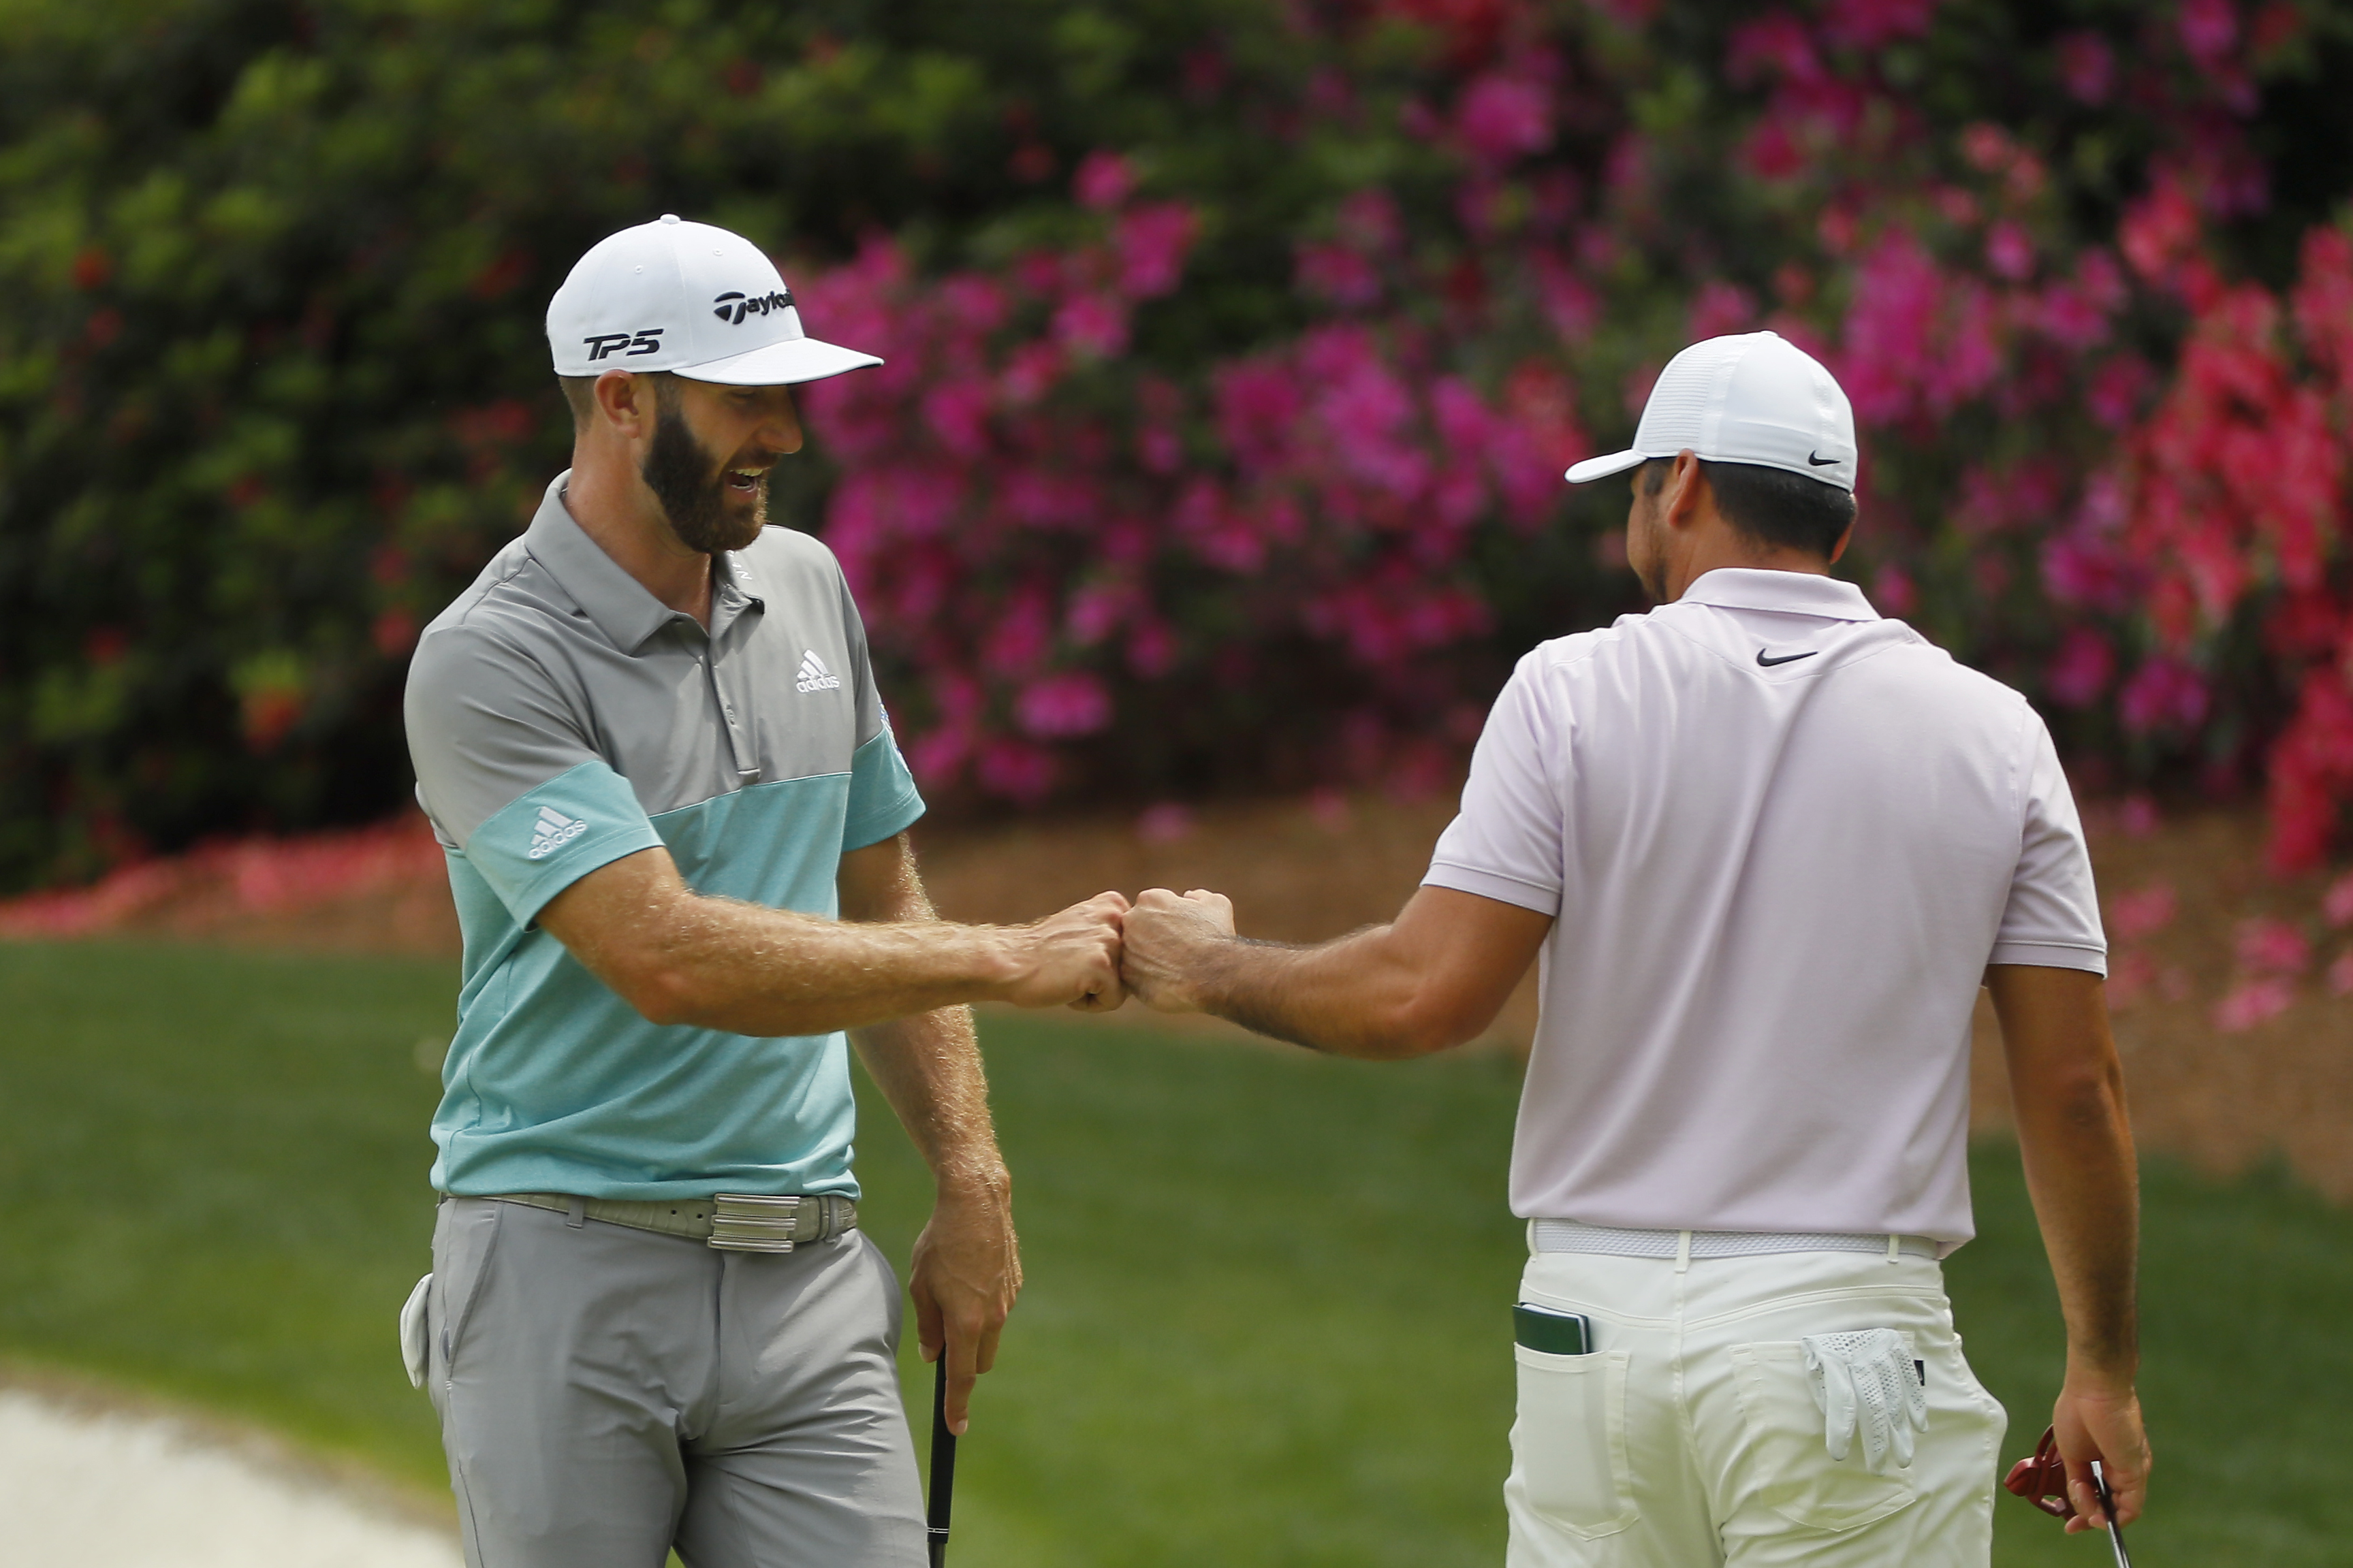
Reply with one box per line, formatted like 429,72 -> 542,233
795,650 -> 842,694
528,805 -> 588,860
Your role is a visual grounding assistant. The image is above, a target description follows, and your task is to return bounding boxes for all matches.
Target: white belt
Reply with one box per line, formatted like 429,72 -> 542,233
1531,1219 -> 1938,1261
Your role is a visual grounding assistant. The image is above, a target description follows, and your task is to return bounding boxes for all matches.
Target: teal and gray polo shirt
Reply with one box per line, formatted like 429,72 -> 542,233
402,473 -> 924,1201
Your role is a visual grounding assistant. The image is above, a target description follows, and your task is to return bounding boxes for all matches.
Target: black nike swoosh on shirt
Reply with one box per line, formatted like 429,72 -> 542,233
1756,649 -> 1820,667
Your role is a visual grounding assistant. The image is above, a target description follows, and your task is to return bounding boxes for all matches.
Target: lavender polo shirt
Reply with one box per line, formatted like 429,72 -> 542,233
1424,568 -> 2106,1252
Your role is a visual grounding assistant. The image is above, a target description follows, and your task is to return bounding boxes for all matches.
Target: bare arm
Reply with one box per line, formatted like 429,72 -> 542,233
1987,963 -> 2148,1532
1119,884 -> 1551,1057
840,835 -> 1019,1436
537,842 -> 1126,1036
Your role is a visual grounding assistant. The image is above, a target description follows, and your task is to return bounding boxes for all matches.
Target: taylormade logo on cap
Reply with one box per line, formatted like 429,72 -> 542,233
546,215 -> 883,387
1564,332 -> 1859,492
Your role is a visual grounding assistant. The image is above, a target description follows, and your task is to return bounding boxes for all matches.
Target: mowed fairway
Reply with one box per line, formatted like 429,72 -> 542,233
1,940 -> 2348,1565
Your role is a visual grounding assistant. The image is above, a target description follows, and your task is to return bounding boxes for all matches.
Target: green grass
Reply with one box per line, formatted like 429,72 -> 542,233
2,939 -> 2349,1565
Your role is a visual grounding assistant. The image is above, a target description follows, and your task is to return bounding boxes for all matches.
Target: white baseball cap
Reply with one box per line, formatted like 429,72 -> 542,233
546,214 -> 882,385
1565,331 -> 1857,492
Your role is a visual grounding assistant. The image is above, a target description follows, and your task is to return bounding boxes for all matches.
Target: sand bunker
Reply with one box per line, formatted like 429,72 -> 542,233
0,1387 -> 459,1567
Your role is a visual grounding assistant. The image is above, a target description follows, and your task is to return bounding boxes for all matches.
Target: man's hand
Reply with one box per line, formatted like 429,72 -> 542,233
1119,888 -> 1235,1012
2052,1375 -> 2149,1532
1000,891 -> 1131,1012
907,1168 -> 1022,1437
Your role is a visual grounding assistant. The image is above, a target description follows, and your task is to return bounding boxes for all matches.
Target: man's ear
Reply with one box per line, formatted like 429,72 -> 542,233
593,370 -> 651,441
1662,449 -> 1707,529
1828,519 -> 1857,565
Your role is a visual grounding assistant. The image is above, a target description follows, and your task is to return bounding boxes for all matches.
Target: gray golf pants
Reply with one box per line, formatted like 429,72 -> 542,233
424,1196 -> 927,1568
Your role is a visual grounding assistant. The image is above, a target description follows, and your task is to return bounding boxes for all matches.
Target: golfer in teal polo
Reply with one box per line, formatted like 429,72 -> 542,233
400,215 -> 1128,1567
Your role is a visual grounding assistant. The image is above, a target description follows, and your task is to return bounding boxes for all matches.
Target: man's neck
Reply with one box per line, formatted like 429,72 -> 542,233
563,454 -> 714,628
1662,537 -> 1831,603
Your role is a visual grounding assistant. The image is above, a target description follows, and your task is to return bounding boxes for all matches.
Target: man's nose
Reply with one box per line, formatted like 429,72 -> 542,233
760,394 -> 805,455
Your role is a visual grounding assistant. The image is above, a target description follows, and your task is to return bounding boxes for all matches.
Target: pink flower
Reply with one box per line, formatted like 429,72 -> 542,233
1115,202 -> 1199,298
2119,658 -> 2211,735
2056,31 -> 2114,103
2179,0 -> 2239,66
1820,0 -> 1940,50
2237,916 -> 2311,976
2329,948 -> 2353,995
1872,563 -> 1916,618
1014,671 -> 1113,737
1135,803 -> 1195,843
2108,882 -> 2177,942
2212,976 -> 2294,1032
1455,75 -> 1552,162
1985,221 -> 2035,281
2047,626 -> 2115,707
1073,150 -> 1135,211
1296,241 -> 1381,308
919,381 -> 993,458
2119,794 -> 2162,837
1052,293 -> 1129,359
2322,871 -> 2353,927
1336,189 -> 1402,255
1687,279 -> 1758,340
975,739 -> 1058,804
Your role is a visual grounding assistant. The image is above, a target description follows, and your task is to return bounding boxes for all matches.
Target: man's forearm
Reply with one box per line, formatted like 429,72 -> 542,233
639,894 -> 1026,1037
851,1006 -> 1006,1190
2015,1074 -> 2139,1377
1989,965 -> 2141,1381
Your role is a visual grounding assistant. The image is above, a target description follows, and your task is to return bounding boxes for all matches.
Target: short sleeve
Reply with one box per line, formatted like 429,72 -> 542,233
405,622 -> 661,924
843,729 -> 926,852
1422,654 -> 1566,916
1989,712 -> 2106,974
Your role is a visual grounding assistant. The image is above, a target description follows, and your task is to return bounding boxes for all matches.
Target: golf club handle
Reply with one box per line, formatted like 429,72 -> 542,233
926,1356 -> 958,1568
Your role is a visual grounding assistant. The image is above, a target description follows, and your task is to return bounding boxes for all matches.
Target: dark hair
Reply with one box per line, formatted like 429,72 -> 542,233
1641,457 -> 1856,558
558,369 -> 676,431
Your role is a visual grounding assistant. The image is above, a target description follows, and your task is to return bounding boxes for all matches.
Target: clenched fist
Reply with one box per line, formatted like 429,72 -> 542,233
998,891 -> 1130,1011
1118,887 -> 1235,1012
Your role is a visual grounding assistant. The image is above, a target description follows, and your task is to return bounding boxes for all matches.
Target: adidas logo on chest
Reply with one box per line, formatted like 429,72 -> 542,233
528,805 -> 588,860
795,650 -> 842,694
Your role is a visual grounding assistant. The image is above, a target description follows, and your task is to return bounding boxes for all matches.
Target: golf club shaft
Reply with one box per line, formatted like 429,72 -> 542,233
2091,1462 -> 2132,1568
927,1356 -> 958,1568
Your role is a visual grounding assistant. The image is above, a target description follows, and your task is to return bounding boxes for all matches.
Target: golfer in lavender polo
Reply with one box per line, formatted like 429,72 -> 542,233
1122,333 -> 2149,1565
399,216 -> 1127,1567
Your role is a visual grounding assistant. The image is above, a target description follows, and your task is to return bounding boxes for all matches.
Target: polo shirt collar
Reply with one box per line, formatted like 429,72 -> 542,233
524,472 -> 764,652
1677,567 -> 1879,622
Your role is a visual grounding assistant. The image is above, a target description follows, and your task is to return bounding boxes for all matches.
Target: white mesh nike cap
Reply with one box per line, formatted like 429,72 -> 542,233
547,214 -> 882,385
1565,331 -> 1857,492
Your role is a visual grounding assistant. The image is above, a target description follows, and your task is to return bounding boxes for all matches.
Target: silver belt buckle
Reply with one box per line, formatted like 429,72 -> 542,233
709,1193 -> 804,1253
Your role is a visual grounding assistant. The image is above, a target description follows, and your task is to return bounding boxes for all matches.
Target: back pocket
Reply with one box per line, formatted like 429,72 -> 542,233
1509,1345 -> 1639,1538
1728,1342 -> 1914,1531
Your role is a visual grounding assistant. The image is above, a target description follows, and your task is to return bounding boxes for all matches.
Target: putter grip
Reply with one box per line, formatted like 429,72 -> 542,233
927,1357 -> 958,1568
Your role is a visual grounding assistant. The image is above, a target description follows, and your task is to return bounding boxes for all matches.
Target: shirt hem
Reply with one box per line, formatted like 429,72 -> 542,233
1987,941 -> 2107,975
842,788 -> 926,853
1421,862 -> 1561,916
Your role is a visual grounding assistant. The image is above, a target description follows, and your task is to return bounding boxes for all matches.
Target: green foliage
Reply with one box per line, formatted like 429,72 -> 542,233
5,938 -> 2353,1563
11,2 -> 2353,886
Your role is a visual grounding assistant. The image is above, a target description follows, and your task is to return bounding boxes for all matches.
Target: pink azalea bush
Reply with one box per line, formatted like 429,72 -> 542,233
774,0 -> 2353,875
13,0 -> 2353,889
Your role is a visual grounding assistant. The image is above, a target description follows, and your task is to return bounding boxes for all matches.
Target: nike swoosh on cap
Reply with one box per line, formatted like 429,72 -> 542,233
1807,451 -> 1839,466
1757,649 -> 1820,667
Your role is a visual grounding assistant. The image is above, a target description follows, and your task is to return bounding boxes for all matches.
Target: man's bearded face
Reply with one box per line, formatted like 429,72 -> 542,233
640,385 -> 770,555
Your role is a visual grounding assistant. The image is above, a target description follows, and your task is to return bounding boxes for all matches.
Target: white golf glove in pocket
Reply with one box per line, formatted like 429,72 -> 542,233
1801,1328 -> 1926,1473
399,1273 -> 432,1390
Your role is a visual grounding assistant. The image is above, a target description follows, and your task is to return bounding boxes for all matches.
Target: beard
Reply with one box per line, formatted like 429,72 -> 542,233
642,394 -> 767,555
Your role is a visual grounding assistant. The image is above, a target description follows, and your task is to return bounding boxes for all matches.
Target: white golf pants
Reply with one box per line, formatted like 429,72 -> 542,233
1505,1244 -> 2006,1567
